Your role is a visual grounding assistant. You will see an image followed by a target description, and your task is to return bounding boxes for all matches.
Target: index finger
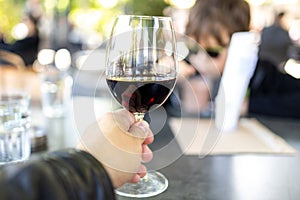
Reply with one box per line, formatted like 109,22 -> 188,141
143,124 -> 154,145
134,120 -> 154,144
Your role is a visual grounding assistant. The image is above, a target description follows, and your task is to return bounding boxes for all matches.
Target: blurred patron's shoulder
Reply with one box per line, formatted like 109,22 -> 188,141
249,59 -> 300,118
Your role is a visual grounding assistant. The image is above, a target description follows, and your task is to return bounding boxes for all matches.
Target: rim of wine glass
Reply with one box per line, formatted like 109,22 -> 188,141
116,14 -> 172,21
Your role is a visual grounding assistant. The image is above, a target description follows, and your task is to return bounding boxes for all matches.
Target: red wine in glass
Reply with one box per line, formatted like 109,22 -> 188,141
106,76 -> 176,115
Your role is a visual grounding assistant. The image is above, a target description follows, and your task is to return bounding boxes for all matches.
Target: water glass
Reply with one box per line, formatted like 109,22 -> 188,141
0,92 -> 31,165
40,69 -> 73,118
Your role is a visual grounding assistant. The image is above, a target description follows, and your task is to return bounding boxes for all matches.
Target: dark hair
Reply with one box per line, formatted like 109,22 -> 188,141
185,0 -> 250,46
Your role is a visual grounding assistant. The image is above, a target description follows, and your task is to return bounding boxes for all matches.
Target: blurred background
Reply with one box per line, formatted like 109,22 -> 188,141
1,0 -> 300,56
1,0 -> 300,116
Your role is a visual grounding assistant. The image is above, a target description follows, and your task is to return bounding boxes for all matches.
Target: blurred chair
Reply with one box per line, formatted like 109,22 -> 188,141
0,50 -> 26,93
0,50 -> 40,102
0,49 -> 26,69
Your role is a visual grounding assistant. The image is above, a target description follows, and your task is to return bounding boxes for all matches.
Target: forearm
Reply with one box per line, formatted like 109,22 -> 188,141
0,149 -> 115,200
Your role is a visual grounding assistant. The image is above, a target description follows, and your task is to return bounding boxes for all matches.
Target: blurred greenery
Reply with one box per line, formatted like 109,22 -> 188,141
0,0 -> 25,42
0,0 -> 170,42
124,0 -> 169,16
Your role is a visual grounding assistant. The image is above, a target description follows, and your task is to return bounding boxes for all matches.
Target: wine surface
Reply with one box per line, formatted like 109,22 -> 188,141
107,77 -> 176,114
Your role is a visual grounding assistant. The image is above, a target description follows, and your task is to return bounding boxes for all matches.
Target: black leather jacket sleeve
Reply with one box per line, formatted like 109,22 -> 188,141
0,149 -> 116,200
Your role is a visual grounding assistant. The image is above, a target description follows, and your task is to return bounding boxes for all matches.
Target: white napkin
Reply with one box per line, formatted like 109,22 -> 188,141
169,118 -> 297,156
215,32 -> 260,131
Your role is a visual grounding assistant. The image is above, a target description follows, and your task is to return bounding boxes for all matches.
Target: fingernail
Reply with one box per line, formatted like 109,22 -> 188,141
136,121 -> 149,135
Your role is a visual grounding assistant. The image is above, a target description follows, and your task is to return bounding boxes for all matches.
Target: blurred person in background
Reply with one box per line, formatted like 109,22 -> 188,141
258,11 -> 293,71
172,0 -> 251,116
0,13 -> 40,66
24,0 -> 43,21
248,11 -> 300,118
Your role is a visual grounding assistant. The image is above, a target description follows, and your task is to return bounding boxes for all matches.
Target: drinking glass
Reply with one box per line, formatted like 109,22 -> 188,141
40,68 -> 73,118
106,15 -> 177,197
0,92 -> 31,165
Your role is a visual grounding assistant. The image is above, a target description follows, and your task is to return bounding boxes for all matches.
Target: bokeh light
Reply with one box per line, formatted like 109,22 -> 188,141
55,49 -> 72,71
11,23 -> 28,40
167,0 -> 196,9
98,0 -> 118,8
37,49 -> 56,66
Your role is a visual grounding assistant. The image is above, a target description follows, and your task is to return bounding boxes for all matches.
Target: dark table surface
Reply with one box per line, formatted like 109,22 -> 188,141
34,99 -> 300,200
119,115 -> 300,200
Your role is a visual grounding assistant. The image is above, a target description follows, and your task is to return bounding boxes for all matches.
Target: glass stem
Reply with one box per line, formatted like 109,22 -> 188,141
134,112 -> 145,122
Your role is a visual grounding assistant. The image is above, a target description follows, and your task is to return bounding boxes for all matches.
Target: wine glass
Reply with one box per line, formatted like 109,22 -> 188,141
105,15 -> 177,197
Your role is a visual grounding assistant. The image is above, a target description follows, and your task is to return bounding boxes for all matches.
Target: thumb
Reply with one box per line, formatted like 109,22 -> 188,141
128,121 -> 149,141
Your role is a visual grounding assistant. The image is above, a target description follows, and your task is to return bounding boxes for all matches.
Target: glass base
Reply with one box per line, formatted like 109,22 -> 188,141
115,171 -> 168,198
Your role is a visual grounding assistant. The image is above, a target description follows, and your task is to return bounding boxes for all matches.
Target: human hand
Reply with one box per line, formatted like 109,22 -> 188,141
76,109 -> 154,188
